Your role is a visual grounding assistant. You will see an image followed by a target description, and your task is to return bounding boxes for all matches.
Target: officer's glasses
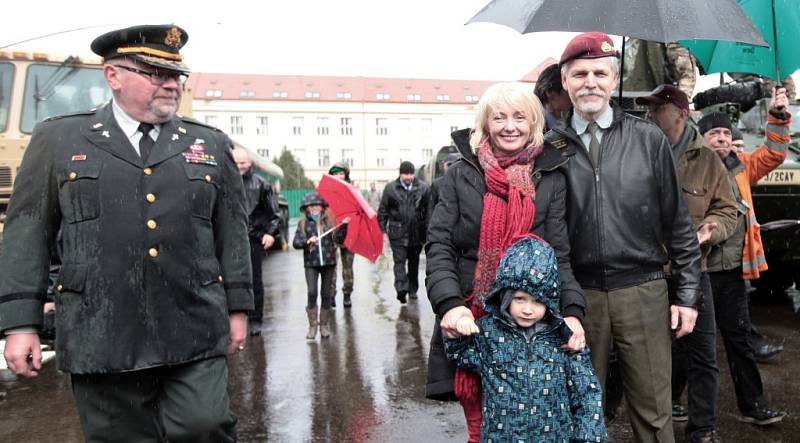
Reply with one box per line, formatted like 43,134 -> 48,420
115,65 -> 188,86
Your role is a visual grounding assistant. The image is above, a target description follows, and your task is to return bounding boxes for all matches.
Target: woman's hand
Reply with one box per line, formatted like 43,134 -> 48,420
307,236 -> 319,246
561,316 -> 586,353
441,306 -> 474,339
455,316 -> 480,336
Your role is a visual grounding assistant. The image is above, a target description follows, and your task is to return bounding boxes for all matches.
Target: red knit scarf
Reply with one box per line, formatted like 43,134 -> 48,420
453,139 -> 541,407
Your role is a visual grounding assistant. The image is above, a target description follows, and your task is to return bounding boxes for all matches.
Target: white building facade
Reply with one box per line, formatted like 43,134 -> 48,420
188,74 -> 500,187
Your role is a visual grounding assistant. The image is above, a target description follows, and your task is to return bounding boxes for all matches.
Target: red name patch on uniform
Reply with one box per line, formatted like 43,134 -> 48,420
71,155 -> 87,161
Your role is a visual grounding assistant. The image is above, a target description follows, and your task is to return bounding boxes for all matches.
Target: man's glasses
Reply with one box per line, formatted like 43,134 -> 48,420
114,65 -> 188,86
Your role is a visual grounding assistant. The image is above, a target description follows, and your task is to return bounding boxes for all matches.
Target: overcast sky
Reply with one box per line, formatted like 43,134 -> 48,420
5,0 -> 797,91
4,0 -> 602,80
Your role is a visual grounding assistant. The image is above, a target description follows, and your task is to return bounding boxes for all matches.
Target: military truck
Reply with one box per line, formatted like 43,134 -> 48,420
0,50 -> 113,231
738,102 -> 800,296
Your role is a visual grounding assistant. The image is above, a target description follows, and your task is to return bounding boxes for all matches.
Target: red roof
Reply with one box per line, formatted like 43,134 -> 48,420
187,73 -> 502,105
519,57 -> 559,83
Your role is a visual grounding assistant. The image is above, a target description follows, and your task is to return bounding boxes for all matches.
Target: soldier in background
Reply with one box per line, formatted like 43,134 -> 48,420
665,42 -> 698,99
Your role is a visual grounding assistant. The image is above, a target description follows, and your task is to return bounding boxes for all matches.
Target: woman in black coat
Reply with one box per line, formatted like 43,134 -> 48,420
424,83 -> 587,437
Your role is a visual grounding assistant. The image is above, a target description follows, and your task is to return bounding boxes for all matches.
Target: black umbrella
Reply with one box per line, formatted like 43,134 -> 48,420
467,0 -> 767,46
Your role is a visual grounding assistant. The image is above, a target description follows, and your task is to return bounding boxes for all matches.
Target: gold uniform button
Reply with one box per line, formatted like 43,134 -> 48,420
149,247 -> 158,257
57,284 -> 64,292
218,275 -> 224,283
143,167 -> 153,176
146,193 -> 157,203
68,172 -> 77,181
147,219 -> 157,230
205,174 -> 212,183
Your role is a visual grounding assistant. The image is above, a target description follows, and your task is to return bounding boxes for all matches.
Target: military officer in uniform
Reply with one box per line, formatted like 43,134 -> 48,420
0,25 -> 253,443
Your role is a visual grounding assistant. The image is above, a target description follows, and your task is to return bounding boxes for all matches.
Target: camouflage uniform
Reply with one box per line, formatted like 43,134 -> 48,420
666,42 -> 697,99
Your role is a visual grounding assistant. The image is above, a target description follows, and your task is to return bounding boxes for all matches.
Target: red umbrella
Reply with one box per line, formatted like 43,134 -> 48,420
316,175 -> 384,262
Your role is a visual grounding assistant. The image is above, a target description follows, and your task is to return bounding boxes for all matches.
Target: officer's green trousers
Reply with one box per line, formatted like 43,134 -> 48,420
583,279 -> 674,443
71,356 -> 236,443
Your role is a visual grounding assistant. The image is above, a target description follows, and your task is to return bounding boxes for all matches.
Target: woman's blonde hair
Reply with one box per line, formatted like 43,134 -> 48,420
470,82 -> 546,151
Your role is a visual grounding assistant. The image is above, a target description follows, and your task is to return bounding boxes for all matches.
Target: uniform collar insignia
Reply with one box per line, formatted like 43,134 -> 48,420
172,134 -> 179,141
178,127 -> 187,134
102,130 -> 110,138
93,123 -> 104,129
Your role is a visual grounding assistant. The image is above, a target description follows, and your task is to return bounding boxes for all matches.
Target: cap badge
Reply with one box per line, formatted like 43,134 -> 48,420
601,41 -> 614,53
165,27 -> 182,48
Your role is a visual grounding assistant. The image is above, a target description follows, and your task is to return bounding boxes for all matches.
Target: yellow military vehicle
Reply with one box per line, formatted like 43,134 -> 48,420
0,50 -> 193,238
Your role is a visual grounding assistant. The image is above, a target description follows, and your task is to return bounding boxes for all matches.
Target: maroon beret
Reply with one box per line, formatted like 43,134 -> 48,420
635,84 -> 690,111
559,32 -> 620,65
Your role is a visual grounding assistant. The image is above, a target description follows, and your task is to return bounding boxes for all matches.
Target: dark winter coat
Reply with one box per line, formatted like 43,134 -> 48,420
546,103 -> 701,305
293,212 -> 338,268
378,177 -> 430,246
241,168 -> 281,242
425,128 -> 586,400
445,238 -> 606,443
0,102 -> 253,374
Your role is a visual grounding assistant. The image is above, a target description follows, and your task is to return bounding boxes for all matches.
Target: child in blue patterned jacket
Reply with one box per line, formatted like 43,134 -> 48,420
445,236 -> 607,443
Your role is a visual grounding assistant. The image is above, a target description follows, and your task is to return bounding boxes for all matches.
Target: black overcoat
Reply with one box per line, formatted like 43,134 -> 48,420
424,129 -> 586,400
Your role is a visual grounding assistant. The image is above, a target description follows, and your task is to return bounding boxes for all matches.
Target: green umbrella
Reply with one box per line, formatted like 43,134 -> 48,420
680,0 -> 800,81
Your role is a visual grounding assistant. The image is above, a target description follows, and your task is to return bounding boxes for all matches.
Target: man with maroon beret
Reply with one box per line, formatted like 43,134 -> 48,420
545,32 -> 702,443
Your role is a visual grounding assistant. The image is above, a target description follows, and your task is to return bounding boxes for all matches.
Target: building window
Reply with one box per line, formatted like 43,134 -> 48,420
257,148 -> 270,159
254,116 -> 268,136
336,91 -> 352,100
317,117 -> 329,136
407,93 -> 421,101
376,118 -> 388,136
318,148 -> 330,168
272,91 -> 289,98
375,93 -> 391,100
465,95 -> 480,102
342,149 -> 354,167
340,117 -> 352,136
205,89 -> 223,97
305,91 -> 320,99
204,115 -> 218,127
240,90 -> 256,98
398,118 -> 410,135
292,117 -> 304,136
421,118 -> 432,136
376,148 -> 388,167
422,148 -> 433,161
436,94 -> 451,101
230,116 -> 243,135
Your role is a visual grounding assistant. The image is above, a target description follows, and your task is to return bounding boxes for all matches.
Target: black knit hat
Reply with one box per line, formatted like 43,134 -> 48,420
399,161 -> 415,174
697,112 -> 732,135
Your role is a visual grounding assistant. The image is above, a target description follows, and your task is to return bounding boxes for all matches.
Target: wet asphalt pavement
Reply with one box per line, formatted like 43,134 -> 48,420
1,240 -> 799,442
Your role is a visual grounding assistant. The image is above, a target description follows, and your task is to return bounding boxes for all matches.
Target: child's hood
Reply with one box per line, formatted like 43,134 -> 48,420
484,236 -> 561,319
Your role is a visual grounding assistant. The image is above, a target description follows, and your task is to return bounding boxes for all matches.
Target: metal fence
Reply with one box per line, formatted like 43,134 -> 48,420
282,189 -> 314,218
